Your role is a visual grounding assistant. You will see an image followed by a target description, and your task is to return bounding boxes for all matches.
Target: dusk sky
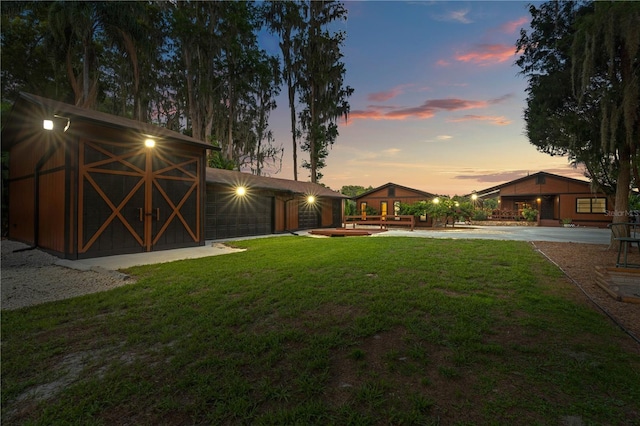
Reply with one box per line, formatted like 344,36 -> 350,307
266,1 -> 587,196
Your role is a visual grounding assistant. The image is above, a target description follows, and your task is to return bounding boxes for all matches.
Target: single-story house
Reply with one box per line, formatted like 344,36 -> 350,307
474,171 -> 612,227
2,93 -> 346,259
355,182 -> 436,226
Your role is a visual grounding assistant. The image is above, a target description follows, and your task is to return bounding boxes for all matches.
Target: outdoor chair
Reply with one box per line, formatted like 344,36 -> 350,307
608,222 -> 640,268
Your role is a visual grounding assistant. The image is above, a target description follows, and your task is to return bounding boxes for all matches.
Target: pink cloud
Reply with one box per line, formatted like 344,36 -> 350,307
455,44 -> 517,65
448,115 -> 512,125
436,59 -> 451,67
368,88 -> 403,102
500,17 -> 529,34
350,95 -> 512,122
367,84 -> 418,102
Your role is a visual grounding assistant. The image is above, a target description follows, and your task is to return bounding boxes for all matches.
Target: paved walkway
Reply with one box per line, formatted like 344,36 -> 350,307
61,226 -> 612,271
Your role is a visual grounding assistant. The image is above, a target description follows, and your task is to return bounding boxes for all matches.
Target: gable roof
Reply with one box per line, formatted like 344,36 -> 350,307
356,182 -> 436,200
206,168 -> 348,199
474,171 -> 593,198
2,92 -> 215,151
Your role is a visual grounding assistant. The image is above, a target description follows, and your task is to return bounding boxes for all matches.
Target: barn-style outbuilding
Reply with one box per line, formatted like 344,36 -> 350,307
2,93 -> 347,259
2,92 -> 215,259
205,168 -> 348,240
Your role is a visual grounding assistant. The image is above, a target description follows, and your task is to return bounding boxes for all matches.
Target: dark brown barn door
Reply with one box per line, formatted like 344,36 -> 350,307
149,151 -> 200,251
78,140 -> 200,258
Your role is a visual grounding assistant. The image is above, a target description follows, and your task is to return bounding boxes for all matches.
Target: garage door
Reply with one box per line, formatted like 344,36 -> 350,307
205,186 -> 273,240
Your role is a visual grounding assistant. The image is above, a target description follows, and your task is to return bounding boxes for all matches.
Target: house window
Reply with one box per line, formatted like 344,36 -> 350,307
576,198 -> 606,213
394,201 -> 401,216
360,202 -> 367,216
380,201 -> 388,216
388,187 -> 395,197
536,175 -> 546,185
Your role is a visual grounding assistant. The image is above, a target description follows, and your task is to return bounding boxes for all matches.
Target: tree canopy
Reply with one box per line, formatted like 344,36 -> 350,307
1,0 -> 352,182
516,0 -> 640,221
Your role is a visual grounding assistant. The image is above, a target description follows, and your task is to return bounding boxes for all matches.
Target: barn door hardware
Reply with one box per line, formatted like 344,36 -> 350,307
138,208 -> 160,220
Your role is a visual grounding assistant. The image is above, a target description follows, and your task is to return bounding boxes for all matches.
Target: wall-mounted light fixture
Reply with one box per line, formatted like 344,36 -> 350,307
144,138 -> 156,148
236,186 -> 247,196
307,195 -> 316,204
42,114 -> 71,132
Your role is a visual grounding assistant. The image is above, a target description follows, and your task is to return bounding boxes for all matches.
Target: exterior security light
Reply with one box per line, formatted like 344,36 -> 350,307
471,194 -> 478,201
432,198 -> 440,204
43,115 -> 71,132
144,138 -> 156,148
307,195 -> 316,204
236,186 -> 246,196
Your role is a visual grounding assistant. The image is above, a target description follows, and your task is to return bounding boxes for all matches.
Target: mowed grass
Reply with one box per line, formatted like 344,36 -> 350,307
2,237 -> 639,425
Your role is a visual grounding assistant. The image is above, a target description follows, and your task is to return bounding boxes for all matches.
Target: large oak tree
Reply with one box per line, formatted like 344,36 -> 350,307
516,0 -> 640,226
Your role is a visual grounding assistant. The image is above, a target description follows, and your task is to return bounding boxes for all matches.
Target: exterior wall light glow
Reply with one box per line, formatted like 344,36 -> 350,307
43,115 -> 71,132
307,195 -> 316,204
432,198 -> 440,204
471,194 -> 478,201
236,186 -> 246,196
144,138 -> 156,148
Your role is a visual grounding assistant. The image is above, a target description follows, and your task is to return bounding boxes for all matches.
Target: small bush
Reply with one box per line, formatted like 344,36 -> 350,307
522,207 -> 538,222
473,210 -> 488,221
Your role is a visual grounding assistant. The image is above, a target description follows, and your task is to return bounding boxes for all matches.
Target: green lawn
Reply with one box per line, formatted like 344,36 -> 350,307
2,237 -> 639,425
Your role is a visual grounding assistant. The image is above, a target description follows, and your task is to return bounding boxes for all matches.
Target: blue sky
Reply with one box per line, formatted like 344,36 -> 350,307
267,1 -> 584,196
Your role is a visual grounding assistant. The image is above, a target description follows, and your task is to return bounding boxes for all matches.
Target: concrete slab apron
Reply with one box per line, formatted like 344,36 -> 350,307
61,242 -> 245,271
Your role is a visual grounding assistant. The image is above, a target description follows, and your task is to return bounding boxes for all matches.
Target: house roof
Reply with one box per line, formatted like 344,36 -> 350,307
206,168 -> 349,199
356,182 -> 436,200
474,171 -> 593,198
2,92 -> 216,151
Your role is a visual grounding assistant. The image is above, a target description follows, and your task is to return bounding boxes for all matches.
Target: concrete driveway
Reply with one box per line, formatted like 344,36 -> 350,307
371,225 -> 611,245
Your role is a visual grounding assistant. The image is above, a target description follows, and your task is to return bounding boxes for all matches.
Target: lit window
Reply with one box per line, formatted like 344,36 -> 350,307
576,198 -> 606,213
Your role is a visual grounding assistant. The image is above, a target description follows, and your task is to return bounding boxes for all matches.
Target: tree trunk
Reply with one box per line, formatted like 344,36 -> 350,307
611,146 -> 632,245
288,78 -> 297,181
310,84 -> 317,183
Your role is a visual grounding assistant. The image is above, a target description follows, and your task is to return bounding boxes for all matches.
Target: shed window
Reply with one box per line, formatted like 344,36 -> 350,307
388,187 -> 395,197
576,198 -> 606,213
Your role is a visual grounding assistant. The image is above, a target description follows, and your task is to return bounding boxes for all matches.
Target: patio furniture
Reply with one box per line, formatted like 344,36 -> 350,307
608,222 -> 640,268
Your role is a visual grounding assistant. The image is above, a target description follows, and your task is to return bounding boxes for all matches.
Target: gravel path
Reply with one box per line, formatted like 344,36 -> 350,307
1,240 -> 135,310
